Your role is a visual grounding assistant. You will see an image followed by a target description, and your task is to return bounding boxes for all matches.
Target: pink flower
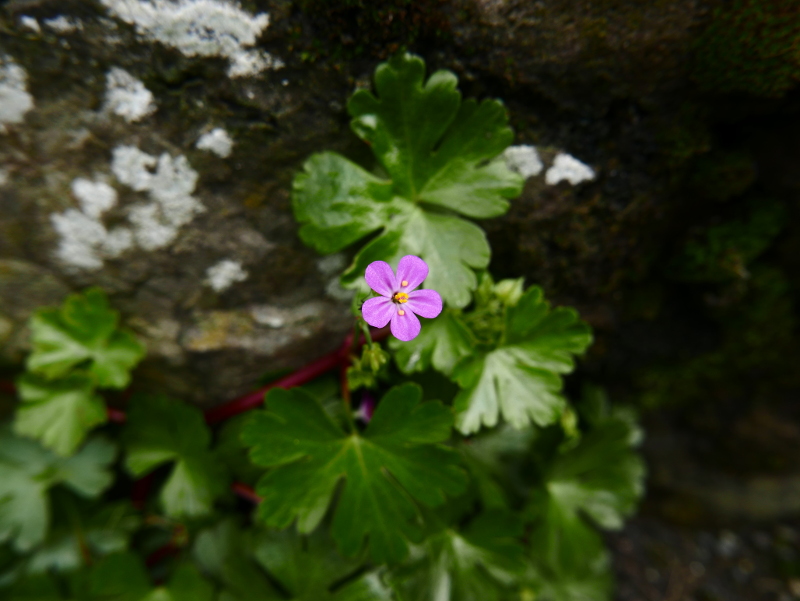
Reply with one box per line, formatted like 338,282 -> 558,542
361,255 -> 443,342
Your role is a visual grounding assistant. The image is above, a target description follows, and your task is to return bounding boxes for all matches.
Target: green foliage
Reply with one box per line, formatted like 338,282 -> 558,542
292,53 -> 523,307
393,278 -> 592,434
0,428 -> 115,552
15,288 -> 144,456
390,310 -> 474,376
693,0 -> 800,97
458,287 -> 591,433
15,373 -> 106,458
389,510 -> 525,601
346,342 -> 390,391
123,395 -> 227,518
26,288 -> 144,388
525,389 -> 644,600
2,51 -> 644,601
242,384 -> 467,563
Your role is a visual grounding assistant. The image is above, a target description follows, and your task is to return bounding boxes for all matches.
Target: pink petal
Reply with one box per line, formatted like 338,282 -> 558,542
390,309 -> 421,341
395,255 -> 428,291
362,296 -> 396,328
406,289 -> 443,319
365,261 -> 397,297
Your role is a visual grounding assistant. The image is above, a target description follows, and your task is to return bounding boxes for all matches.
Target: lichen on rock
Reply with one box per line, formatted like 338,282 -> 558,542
0,55 -> 34,133
100,0 -> 281,77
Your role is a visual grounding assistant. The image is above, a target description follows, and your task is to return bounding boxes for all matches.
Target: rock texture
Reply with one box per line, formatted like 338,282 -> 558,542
0,0 -> 798,414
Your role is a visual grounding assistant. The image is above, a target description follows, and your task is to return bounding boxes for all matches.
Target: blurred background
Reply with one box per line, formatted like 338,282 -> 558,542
1,0 -> 799,599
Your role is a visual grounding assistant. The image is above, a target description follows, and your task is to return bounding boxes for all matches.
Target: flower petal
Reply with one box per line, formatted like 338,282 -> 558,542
365,261 -> 397,297
362,296 -> 396,328
390,308 -> 421,342
406,289 -> 443,319
395,255 -> 428,291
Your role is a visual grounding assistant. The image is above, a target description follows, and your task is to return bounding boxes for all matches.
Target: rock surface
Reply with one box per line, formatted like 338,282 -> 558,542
0,0 -> 798,411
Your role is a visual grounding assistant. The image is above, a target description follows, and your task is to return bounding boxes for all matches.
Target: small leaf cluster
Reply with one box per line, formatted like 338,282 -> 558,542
15,287 -> 145,456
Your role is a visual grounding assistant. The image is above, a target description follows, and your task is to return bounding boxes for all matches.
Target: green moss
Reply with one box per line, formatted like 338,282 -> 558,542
639,266 -> 797,408
693,0 -> 800,97
686,150 -> 757,202
296,0 -> 450,59
668,200 -> 785,282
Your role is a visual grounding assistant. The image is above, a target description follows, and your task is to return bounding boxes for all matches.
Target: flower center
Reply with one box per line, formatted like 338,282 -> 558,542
393,292 -> 409,304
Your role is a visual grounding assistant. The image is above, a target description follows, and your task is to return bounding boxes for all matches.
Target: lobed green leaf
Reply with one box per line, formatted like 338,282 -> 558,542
453,286 -> 593,434
0,428 -> 115,552
26,288 -> 144,389
292,53 -> 522,308
123,395 -> 226,518
242,384 -> 467,563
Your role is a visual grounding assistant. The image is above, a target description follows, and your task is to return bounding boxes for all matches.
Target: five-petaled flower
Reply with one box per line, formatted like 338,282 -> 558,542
362,255 -> 442,341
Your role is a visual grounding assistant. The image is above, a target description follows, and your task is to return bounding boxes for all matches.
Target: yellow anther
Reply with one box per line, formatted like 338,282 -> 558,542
394,292 -> 409,304
398,310 -> 405,316
401,280 -> 409,287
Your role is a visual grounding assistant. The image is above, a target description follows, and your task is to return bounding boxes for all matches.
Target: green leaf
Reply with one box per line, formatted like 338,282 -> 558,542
123,395 -> 226,518
342,205 -> 491,308
293,53 -> 522,308
293,152 -> 394,254
242,384 -> 467,563
348,53 -> 520,217
4,574 -> 63,601
14,373 -> 107,457
76,553 -> 214,601
194,519 -> 281,601
390,511 -> 525,601
254,528 -> 392,601
80,552 -> 152,601
26,287 -> 145,388
453,286 -> 592,434
390,310 -> 474,376
214,414 -> 265,486
524,402 -> 644,601
0,428 -> 115,552
23,499 -> 140,576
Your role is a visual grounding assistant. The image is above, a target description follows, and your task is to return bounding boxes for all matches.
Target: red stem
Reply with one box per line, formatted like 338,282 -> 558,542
145,542 -> 178,567
106,407 -> 127,423
203,325 -> 389,425
231,481 -> 262,503
131,473 -> 154,511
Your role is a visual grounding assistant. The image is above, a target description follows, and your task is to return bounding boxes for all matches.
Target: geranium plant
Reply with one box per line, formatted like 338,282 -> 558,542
0,53 -> 643,601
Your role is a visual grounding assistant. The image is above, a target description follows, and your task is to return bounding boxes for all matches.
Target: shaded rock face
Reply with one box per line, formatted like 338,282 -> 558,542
0,0 -> 797,408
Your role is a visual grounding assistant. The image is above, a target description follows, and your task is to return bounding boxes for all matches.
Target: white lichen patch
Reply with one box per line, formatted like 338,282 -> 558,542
100,0 -> 279,78
206,259 -> 248,292
504,145 -> 544,179
43,16 -> 83,33
111,144 -> 204,251
0,56 -> 34,133
196,127 -> 233,158
51,178 -> 133,271
104,67 -> 156,122
53,146 -> 204,270
72,178 -> 118,219
545,153 -> 596,186
20,16 -> 41,33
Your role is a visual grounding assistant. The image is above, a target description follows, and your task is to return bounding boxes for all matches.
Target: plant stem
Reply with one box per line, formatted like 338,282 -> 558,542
204,326 -> 390,424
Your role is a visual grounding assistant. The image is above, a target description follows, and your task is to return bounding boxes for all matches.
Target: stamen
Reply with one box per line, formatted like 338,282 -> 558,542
401,280 -> 408,287
398,310 -> 405,316
394,292 -> 409,304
